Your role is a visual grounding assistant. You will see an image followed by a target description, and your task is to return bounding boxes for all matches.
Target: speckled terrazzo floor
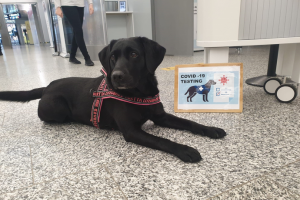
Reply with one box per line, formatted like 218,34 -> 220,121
0,44 -> 300,199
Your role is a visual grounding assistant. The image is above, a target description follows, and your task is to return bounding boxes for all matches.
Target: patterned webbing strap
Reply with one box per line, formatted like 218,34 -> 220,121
90,68 -> 161,128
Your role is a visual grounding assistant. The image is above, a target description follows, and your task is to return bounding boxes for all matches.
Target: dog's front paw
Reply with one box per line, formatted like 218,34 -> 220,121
174,145 -> 202,163
203,127 -> 227,139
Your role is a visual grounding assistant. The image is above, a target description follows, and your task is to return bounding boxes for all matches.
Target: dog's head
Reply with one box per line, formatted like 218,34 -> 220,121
98,37 -> 166,97
207,80 -> 217,86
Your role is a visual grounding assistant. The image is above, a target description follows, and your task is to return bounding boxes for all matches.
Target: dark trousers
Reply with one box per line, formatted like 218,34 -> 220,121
61,6 -> 90,60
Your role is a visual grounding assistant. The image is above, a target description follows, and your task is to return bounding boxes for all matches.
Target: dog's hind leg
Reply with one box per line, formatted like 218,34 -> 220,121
185,88 -> 190,102
186,87 -> 197,102
190,92 -> 197,102
38,95 -> 72,123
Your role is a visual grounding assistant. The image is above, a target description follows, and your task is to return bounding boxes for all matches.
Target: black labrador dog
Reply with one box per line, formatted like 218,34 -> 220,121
0,37 -> 226,163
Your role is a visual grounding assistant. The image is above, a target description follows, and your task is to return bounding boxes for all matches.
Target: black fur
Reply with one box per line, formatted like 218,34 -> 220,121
0,37 -> 226,163
0,88 -> 45,102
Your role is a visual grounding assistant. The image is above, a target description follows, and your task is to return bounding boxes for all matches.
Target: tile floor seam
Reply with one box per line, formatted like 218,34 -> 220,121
263,175 -> 300,199
267,158 -> 300,174
103,164 -> 128,200
34,164 -> 104,185
0,171 -> 78,196
3,154 -> 295,199
0,164 -> 99,196
205,158 -> 300,200
205,174 -> 265,200
9,146 -> 147,193
29,145 -> 35,185
1,132 -> 299,197
0,162 -> 113,196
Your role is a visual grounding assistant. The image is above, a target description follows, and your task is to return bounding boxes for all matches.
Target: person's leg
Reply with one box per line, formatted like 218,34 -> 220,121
76,7 -> 94,66
77,7 -> 84,26
69,7 -> 84,59
70,33 -> 78,59
61,6 -> 82,63
68,35 -> 81,64
61,6 -> 93,65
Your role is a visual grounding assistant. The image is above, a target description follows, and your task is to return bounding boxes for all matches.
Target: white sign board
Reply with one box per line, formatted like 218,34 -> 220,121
175,63 -> 243,113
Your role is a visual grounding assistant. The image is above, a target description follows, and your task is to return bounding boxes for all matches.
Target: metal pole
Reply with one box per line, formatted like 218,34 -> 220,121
267,44 -> 279,77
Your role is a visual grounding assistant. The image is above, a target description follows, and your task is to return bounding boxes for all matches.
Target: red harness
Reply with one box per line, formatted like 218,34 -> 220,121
90,68 -> 161,128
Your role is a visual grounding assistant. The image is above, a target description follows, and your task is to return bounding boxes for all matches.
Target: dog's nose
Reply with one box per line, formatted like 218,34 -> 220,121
112,71 -> 125,82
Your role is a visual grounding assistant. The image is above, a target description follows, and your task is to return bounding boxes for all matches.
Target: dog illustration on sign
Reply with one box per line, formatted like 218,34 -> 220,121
185,80 -> 216,102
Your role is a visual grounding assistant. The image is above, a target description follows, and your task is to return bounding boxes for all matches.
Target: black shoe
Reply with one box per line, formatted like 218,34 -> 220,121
85,59 -> 94,66
69,57 -> 81,64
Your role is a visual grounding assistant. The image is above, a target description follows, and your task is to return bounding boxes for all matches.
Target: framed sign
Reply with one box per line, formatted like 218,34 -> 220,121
174,63 -> 243,113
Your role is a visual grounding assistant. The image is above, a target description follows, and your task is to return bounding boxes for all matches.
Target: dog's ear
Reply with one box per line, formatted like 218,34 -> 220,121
98,40 -> 117,74
139,37 -> 166,74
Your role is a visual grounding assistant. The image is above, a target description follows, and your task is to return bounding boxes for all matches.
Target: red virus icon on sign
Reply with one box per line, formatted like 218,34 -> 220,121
219,75 -> 229,85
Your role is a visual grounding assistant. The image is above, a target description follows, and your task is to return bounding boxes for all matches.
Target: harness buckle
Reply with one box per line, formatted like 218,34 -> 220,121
90,89 -> 96,96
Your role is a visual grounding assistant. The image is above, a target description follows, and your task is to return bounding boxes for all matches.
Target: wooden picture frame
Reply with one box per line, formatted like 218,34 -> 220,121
174,63 -> 243,113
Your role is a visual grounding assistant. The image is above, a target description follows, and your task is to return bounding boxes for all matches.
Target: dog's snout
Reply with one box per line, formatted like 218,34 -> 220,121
112,71 -> 125,82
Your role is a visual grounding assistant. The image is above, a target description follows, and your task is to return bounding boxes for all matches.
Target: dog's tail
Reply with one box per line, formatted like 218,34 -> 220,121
0,87 -> 45,102
184,89 -> 189,95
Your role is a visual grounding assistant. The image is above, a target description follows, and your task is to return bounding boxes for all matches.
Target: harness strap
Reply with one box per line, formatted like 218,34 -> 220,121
90,68 -> 161,129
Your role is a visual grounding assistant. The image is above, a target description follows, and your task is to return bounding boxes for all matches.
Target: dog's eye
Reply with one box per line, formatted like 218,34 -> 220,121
110,55 -> 115,62
130,52 -> 138,58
